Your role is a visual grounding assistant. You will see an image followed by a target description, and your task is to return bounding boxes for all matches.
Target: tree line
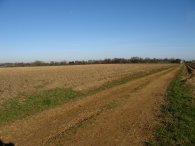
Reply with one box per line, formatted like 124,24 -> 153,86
0,57 -> 181,67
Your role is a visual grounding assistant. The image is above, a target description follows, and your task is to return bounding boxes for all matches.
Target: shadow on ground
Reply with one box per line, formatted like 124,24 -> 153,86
0,139 -> 14,146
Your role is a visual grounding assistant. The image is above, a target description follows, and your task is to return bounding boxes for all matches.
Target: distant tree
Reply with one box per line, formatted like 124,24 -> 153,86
0,57 -> 182,68
69,61 -> 75,65
59,60 -> 67,65
33,60 -> 45,66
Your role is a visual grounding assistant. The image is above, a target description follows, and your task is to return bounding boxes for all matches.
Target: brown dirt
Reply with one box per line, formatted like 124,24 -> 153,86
0,65 -> 179,146
0,64 -> 175,102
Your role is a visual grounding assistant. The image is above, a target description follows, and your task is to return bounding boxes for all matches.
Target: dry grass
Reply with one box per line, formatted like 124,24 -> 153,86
0,64 -> 175,102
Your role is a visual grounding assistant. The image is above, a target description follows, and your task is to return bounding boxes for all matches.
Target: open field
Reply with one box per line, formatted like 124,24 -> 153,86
0,64 -> 175,102
0,64 -> 181,145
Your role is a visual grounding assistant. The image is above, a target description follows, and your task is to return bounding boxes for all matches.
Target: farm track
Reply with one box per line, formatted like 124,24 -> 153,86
0,66 -> 179,146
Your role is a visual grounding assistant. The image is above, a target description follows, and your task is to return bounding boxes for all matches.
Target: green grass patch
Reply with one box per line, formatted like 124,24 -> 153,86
147,67 -> 195,146
0,88 -> 81,124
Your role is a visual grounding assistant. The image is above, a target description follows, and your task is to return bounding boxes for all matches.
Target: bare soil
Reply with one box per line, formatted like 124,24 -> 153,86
0,64 -> 175,102
0,65 -> 179,146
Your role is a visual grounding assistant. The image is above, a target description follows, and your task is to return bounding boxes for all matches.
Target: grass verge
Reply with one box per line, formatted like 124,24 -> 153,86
0,88 -> 81,124
147,67 -> 195,146
0,67 -> 172,125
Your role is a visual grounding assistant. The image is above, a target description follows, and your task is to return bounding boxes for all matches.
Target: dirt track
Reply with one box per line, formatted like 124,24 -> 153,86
0,66 -> 179,146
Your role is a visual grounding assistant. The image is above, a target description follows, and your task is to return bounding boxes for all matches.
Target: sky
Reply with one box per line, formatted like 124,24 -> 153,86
0,0 -> 195,63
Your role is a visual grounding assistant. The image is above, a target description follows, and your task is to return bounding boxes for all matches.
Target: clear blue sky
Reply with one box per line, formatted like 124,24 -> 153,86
0,0 -> 195,63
